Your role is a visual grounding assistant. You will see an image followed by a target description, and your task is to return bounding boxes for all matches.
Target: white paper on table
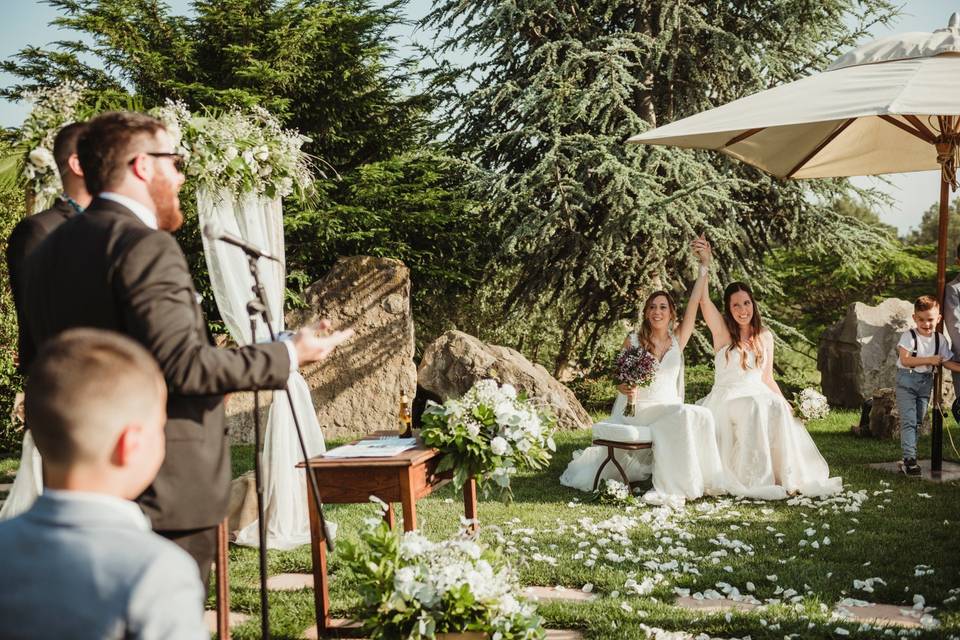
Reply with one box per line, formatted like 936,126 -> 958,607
322,438 -> 418,459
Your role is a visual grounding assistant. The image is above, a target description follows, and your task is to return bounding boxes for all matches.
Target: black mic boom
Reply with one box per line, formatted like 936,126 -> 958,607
203,223 -> 278,261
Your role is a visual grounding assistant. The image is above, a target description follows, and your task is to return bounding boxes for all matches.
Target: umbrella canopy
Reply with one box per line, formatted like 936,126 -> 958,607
628,14 -> 960,474
628,14 -> 960,181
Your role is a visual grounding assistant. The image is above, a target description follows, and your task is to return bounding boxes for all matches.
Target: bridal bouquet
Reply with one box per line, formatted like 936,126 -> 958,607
613,345 -> 659,416
796,387 -> 830,421
342,520 -> 545,640
421,379 -> 556,498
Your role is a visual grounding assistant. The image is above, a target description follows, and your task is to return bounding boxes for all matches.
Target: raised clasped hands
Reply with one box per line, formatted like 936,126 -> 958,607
292,319 -> 354,365
691,233 -> 712,266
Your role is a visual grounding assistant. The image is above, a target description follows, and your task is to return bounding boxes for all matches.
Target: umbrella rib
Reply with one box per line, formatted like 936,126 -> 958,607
903,114 -> 937,143
785,118 -> 854,179
878,115 -> 936,144
722,128 -> 765,149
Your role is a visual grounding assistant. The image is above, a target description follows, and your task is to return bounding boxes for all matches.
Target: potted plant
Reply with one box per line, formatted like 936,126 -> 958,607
342,520 -> 545,639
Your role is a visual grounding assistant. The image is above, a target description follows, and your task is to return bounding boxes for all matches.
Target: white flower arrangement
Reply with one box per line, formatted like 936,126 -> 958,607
796,387 -> 830,421
150,100 -> 315,198
343,518 -> 545,639
420,379 -> 557,498
16,81 -> 88,210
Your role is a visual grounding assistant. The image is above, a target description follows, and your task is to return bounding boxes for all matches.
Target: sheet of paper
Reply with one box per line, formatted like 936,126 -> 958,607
322,437 -> 418,458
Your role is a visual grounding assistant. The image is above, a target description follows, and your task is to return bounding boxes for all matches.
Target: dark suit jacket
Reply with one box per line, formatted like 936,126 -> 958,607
21,197 -> 291,530
5,199 -> 74,373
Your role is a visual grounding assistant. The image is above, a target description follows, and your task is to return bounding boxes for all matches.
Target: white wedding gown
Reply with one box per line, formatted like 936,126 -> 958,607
0,431 -> 43,521
698,345 -> 841,499
561,334 -> 727,500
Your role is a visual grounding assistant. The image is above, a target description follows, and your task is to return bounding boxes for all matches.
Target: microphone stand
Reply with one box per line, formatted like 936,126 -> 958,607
242,250 -> 333,640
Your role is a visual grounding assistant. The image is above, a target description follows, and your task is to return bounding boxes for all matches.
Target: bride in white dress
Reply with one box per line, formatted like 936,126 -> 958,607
693,238 -> 841,499
561,252 -> 727,501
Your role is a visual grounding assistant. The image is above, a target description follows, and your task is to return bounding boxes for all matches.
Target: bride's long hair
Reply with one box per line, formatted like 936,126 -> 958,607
722,282 -> 764,370
637,290 -> 677,354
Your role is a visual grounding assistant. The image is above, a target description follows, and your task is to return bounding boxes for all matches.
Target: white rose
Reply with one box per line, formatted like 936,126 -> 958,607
255,145 -> 270,161
490,436 -> 508,456
242,149 -> 256,167
224,146 -> 239,162
500,383 -> 517,399
516,438 -> 531,453
28,147 -> 55,170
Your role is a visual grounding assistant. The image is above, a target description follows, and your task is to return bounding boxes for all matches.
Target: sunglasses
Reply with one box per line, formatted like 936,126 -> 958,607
129,151 -> 186,172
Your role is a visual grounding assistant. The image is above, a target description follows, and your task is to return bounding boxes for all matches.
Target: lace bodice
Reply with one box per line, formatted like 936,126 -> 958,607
627,332 -> 682,404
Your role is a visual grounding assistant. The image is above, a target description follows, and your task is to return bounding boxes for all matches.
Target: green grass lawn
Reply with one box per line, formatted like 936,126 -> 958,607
3,411 -> 959,639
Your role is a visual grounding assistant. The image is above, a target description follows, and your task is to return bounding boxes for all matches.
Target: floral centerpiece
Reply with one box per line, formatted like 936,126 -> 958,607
612,345 -> 658,416
151,100 -> 316,198
420,379 -> 556,498
342,519 -> 545,640
795,387 -> 830,421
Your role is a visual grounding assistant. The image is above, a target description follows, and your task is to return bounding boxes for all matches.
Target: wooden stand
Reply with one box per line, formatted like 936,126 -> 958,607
299,441 -> 478,636
590,438 -> 652,491
215,518 -> 230,640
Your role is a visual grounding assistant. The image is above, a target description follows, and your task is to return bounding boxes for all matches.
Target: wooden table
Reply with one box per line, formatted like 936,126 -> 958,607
298,438 -> 478,636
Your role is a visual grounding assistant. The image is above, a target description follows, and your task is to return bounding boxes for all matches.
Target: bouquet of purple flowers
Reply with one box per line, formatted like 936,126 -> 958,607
613,345 -> 659,416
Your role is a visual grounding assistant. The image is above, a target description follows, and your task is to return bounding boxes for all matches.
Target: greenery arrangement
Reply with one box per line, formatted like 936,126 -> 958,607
421,380 -> 557,498
342,519 -> 545,640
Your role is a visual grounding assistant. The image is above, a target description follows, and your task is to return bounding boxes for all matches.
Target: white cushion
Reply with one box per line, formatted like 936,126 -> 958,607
592,421 -> 653,444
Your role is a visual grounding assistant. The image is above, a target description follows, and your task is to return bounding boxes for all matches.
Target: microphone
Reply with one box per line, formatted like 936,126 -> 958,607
203,223 -> 279,262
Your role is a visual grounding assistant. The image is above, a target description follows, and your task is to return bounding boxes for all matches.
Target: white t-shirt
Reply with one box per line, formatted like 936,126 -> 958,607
897,330 -> 953,373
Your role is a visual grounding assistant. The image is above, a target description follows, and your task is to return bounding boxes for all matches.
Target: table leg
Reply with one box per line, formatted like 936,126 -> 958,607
215,518 -> 230,640
383,503 -> 395,530
307,472 -> 332,633
399,468 -> 417,532
463,476 -> 478,532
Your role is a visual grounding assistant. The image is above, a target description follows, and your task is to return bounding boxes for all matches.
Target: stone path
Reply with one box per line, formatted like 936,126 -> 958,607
673,596 -> 930,628
867,459 -> 960,482
524,586 -> 598,603
266,572 -> 314,591
204,610 -> 250,634
302,625 -> 582,639
0,483 -> 12,492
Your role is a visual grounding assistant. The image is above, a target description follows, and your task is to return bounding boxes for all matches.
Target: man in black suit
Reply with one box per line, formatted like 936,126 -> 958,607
21,111 -> 352,586
7,122 -> 91,372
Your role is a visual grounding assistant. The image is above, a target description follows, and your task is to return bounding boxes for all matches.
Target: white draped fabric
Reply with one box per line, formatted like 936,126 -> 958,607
0,430 -> 43,521
197,185 -> 329,550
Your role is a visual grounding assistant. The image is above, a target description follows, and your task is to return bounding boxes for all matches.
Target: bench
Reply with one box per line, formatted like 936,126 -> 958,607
591,421 -> 653,491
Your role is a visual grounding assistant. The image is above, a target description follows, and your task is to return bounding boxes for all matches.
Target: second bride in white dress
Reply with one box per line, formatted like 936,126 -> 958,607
561,257 -> 727,501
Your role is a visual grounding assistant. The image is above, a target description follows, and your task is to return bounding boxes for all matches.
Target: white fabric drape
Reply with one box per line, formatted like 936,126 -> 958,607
197,185 -> 329,550
0,430 -> 43,521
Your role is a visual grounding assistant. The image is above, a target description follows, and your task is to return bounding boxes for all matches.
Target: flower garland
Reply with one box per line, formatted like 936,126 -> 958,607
151,100 -> 315,198
16,81 -> 87,210
12,83 -> 316,210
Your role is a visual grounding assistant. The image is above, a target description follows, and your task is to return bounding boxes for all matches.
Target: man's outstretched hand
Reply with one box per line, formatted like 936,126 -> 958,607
291,319 -> 354,365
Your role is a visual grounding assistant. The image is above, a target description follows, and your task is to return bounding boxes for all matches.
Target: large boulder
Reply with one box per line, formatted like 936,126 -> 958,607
818,298 -> 955,410
226,256 -> 417,442
418,330 -> 591,430
818,299 -> 913,409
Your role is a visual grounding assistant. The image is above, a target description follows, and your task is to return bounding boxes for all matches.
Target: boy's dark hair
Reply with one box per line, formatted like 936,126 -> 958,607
915,295 -> 939,313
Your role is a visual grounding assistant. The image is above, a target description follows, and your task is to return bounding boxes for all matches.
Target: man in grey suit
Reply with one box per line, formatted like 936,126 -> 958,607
0,328 -> 206,639
943,243 -> 960,421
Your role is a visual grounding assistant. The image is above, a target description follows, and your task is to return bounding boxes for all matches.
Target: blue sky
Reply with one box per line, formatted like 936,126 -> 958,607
2,1 -> 956,234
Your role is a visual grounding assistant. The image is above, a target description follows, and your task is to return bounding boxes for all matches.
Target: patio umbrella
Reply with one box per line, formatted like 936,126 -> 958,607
628,13 -> 960,474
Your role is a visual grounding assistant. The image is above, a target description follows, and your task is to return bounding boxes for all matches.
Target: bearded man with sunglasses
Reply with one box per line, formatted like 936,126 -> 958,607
19,111 -> 352,588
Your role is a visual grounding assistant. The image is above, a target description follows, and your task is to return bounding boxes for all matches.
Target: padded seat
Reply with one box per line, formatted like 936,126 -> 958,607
592,421 -> 653,444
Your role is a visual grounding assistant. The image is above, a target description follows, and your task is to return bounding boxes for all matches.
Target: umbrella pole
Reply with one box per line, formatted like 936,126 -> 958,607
934,175 -> 950,474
